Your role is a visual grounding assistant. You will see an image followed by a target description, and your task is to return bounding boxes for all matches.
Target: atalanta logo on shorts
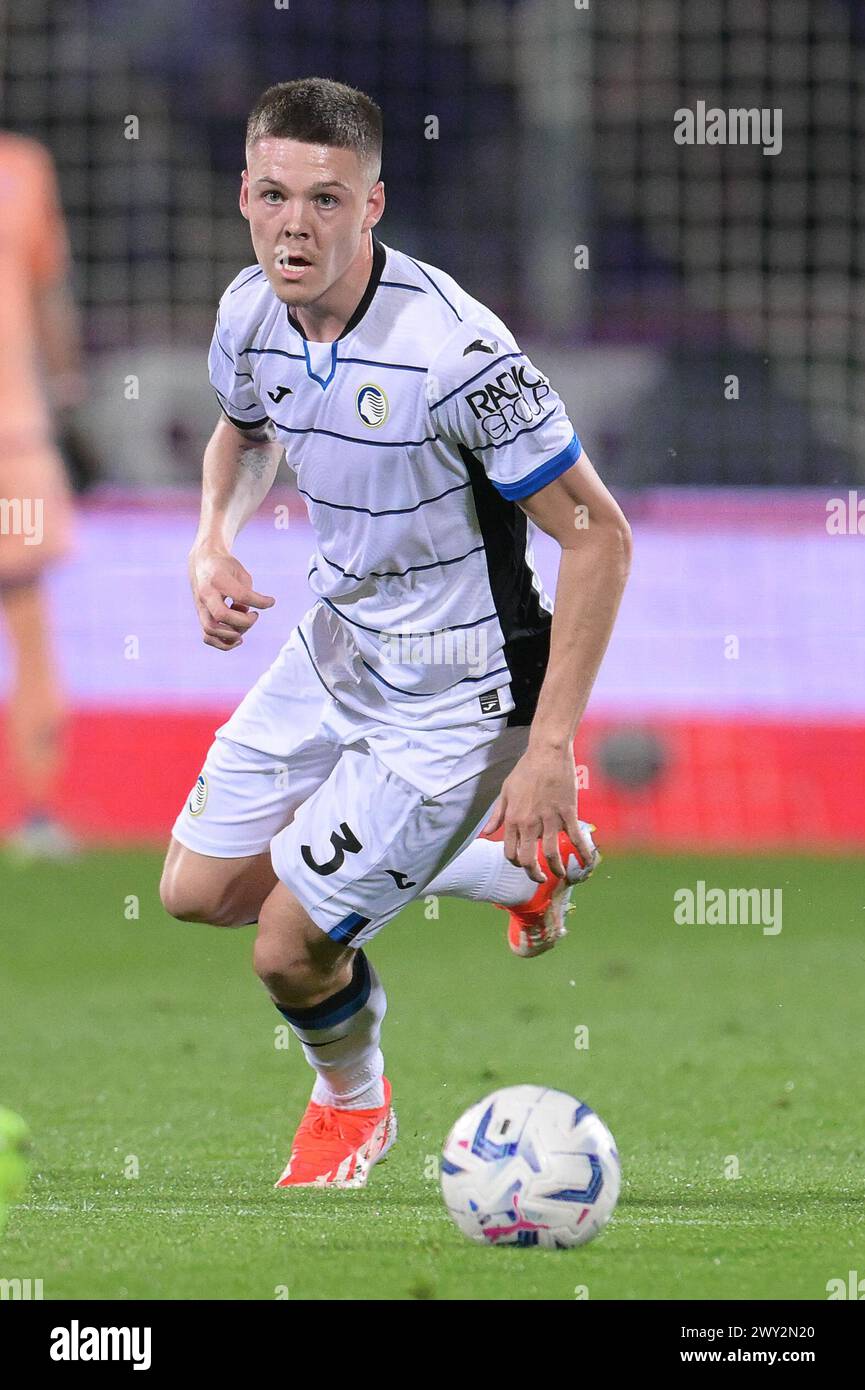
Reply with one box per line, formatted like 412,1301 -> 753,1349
356,383 -> 388,428
188,773 -> 208,817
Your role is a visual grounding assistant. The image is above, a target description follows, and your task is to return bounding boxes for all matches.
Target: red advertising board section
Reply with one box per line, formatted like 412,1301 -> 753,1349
1,706 -> 862,850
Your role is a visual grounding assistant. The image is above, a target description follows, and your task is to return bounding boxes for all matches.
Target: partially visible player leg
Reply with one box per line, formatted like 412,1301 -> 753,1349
424,817 -> 601,959
159,837 -> 277,928
255,881 -> 387,1107
0,442 -> 75,857
261,734 -> 546,1188
159,731 -> 302,929
0,574 -> 71,855
161,624 -> 342,929
253,879 -> 394,1188
424,836 -> 537,905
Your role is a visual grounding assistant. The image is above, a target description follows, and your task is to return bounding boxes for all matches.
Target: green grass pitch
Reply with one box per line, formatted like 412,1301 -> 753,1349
0,849 -> 862,1300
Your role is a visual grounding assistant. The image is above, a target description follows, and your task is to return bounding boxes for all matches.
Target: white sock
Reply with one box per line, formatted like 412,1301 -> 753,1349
274,950 -> 387,1110
426,837 -> 536,906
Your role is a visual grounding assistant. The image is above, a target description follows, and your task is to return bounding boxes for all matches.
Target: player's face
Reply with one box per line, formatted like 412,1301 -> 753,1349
240,138 -> 383,307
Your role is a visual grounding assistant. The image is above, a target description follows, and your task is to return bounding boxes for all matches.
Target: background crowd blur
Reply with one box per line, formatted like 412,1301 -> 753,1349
0,0 -> 862,854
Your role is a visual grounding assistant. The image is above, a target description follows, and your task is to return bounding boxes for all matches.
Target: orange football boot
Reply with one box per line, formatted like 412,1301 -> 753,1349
275,1076 -> 397,1188
497,824 -> 600,958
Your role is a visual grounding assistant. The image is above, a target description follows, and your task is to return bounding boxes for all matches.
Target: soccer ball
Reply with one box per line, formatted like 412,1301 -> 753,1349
440,1085 -> 620,1249
0,1107 -> 31,1237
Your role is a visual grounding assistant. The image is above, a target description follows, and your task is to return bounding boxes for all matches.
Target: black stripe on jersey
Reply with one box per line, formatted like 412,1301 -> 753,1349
212,386 -> 264,422
224,412 -> 271,431
230,267 -> 265,294
406,258 -> 463,320
427,352 -> 524,412
214,395 -> 270,432
338,356 -> 427,374
214,327 -> 236,365
361,659 -> 510,698
458,444 -> 552,726
321,596 -> 498,637
297,628 -> 338,698
298,479 -> 471,517
271,420 -> 440,449
320,543 -> 485,582
214,323 -> 256,380
244,347 -> 305,363
380,280 -> 427,294
304,589 -> 511,718
244,345 -> 427,374
214,387 -> 262,416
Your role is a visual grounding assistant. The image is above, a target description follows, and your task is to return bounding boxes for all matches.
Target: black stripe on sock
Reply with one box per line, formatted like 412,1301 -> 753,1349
275,950 -> 371,1030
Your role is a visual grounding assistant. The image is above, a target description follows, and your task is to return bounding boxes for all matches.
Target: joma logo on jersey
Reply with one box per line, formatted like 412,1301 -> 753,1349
464,364 -> 551,441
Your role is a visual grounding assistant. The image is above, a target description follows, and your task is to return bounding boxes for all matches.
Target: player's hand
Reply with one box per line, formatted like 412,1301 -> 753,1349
188,545 -> 275,651
483,744 -> 597,884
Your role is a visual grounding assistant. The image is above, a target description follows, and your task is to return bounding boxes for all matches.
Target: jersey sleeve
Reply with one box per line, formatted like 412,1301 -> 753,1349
208,298 -> 270,431
426,323 -> 581,500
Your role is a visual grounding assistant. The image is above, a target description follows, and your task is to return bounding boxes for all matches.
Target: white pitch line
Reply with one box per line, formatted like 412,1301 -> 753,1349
22,1201 -> 445,1221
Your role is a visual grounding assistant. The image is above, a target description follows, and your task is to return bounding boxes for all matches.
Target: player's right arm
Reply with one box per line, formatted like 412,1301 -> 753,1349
189,414 -> 281,651
189,284 -> 283,650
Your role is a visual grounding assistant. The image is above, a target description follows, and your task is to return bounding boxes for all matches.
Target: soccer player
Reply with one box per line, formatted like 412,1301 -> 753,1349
0,132 -> 84,858
160,79 -> 632,1187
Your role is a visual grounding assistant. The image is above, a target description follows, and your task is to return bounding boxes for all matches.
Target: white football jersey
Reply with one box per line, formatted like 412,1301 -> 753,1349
209,233 -> 582,731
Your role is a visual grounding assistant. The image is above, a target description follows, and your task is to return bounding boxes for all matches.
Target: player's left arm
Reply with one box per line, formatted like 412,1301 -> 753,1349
483,448 -> 632,881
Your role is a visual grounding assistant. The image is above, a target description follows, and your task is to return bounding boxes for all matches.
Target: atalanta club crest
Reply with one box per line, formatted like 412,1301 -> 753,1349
356,383 -> 388,427
188,773 -> 208,817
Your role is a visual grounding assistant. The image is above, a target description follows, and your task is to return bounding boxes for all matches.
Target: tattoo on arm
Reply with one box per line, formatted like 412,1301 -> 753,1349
234,417 -> 278,481
239,446 -> 274,481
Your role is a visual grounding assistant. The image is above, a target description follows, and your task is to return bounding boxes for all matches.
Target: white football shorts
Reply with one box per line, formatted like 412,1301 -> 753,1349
171,616 -> 530,947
